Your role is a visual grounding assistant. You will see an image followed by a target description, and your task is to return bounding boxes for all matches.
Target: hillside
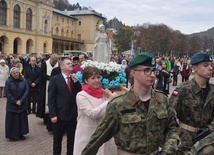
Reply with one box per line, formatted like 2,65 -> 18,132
53,0 -> 81,11
53,0 -> 214,42
189,27 -> 214,40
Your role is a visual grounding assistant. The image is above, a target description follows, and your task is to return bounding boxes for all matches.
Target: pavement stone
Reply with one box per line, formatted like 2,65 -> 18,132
0,75 -> 213,155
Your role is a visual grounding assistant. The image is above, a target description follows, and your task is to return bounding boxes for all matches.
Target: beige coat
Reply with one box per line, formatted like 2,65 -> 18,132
0,64 -> 9,87
73,90 -> 110,155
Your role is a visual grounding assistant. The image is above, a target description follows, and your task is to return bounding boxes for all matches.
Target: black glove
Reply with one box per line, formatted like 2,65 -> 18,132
157,151 -> 170,155
192,126 -> 211,143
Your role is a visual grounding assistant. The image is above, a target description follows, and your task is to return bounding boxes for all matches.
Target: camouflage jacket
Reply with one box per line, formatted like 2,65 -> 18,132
184,132 -> 214,155
169,77 -> 214,150
81,88 -> 180,155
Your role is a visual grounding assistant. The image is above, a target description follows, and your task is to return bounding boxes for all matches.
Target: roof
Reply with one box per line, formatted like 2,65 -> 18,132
66,10 -> 106,19
53,8 -> 78,20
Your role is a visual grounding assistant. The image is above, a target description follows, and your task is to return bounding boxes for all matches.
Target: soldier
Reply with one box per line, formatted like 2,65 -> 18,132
81,52 -> 180,155
170,52 -> 214,155
185,132 -> 214,155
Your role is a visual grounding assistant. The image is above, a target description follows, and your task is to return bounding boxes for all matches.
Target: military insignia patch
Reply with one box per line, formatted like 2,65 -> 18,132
172,91 -> 178,96
155,96 -> 161,103
151,57 -> 155,65
209,55 -> 213,61
129,97 -> 136,106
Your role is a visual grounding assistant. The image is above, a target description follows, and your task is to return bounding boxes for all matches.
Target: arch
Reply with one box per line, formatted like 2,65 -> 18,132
0,0 -> 7,25
26,39 -> 33,53
52,40 -> 59,53
61,43 -> 64,52
26,8 -> 32,30
66,29 -> 69,37
13,37 -> 22,54
71,30 -> 74,38
0,35 -> 9,54
43,42 -> 47,53
13,4 -> 21,28
56,27 -> 59,35
65,42 -> 69,50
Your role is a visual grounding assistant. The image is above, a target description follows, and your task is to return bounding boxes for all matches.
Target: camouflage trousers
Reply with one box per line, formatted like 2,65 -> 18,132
177,132 -> 214,155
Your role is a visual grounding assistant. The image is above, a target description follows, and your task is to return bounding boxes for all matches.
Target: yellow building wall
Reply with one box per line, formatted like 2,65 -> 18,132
0,31 -> 52,54
0,0 -> 53,54
0,0 -> 105,54
75,15 -> 104,52
52,13 -> 76,38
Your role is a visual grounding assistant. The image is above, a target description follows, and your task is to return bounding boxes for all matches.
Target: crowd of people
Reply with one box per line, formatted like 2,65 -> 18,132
1,51 -> 214,155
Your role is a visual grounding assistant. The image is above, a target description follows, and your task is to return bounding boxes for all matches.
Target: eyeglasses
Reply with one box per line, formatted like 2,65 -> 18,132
134,68 -> 157,75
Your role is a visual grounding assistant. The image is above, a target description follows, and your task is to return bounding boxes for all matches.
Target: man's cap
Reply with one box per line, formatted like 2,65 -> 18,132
190,52 -> 213,65
0,59 -> 5,63
129,52 -> 156,67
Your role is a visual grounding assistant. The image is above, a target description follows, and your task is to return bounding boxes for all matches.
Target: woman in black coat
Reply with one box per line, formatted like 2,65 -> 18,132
5,67 -> 29,141
155,61 -> 170,94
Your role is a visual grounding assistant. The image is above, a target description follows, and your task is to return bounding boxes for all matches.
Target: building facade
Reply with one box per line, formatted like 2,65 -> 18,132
0,0 -> 105,55
52,9 -> 105,54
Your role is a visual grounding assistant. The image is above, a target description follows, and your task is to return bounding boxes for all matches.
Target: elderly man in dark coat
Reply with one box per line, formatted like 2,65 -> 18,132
36,54 -> 59,127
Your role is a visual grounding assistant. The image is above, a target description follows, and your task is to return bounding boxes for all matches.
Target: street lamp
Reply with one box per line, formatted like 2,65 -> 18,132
137,47 -> 141,54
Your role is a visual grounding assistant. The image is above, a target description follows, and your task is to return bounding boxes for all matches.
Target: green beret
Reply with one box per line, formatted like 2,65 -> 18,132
129,52 -> 156,67
190,52 -> 213,65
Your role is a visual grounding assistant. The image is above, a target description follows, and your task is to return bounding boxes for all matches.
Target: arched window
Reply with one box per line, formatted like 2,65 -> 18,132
26,8 -> 32,30
56,27 -> 59,35
71,31 -> 74,38
77,34 -> 81,40
66,29 -> 69,37
13,5 -> 20,28
43,43 -> 47,53
0,0 -> 7,25
0,36 -> 4,53
44,20 -> 48,33
61,28 -> 64,37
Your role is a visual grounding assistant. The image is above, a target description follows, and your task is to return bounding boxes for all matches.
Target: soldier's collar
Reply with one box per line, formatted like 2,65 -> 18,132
127,89 -> 162,106
127,89 -> 140,106
127,89 -> 164,107
191,77 -> 208,94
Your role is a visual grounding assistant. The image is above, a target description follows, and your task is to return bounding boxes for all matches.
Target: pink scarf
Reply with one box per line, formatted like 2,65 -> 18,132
82,84 -> 103,99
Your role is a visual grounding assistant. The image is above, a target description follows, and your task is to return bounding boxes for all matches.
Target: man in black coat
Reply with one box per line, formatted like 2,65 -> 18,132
24,56 -> 41,114
48,57 -> 81,155
36,54 -> 59,123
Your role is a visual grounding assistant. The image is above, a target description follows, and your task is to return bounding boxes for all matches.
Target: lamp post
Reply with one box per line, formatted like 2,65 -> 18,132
137,47 -> 141,54
109,38 -> 112,55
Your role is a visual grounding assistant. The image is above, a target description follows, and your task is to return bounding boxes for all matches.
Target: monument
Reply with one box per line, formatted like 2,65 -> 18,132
93,24 -> 111,63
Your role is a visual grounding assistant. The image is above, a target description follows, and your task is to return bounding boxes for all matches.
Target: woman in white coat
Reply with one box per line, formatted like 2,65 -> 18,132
0,59 -> 9,97
73,66 -> 116,155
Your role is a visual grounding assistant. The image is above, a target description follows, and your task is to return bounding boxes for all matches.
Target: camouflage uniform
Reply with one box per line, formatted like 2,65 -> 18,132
185,132 -> 214,155
81,88 -> 180,155
169,78 -> 214,154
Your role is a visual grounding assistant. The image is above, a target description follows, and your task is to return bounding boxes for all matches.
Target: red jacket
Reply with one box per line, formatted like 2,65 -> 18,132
180,65 -> 190,77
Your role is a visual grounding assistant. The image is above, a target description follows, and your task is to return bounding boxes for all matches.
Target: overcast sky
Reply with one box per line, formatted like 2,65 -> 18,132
68,0 -> 214,34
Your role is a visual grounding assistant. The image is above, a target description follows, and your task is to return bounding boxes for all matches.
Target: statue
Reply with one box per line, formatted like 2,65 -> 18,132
93,24 -> 111,63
